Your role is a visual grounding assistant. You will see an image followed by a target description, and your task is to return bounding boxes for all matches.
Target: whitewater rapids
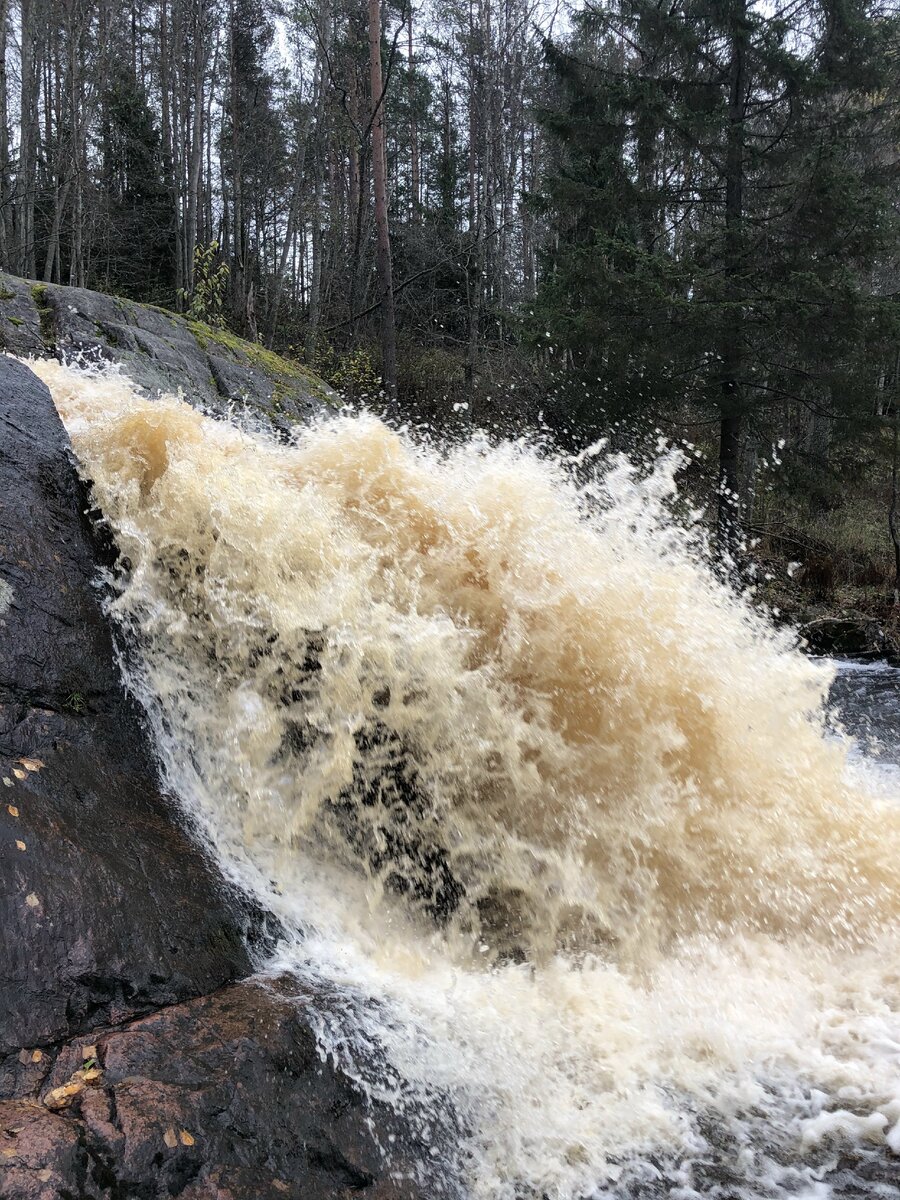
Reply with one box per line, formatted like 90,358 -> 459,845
34,356 -> 900,1199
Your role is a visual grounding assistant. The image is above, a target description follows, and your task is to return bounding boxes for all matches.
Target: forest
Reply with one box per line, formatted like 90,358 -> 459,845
0,0 -> 899,613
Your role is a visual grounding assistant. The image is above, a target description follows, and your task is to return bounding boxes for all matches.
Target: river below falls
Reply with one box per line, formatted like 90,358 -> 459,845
828,658 -> 900,767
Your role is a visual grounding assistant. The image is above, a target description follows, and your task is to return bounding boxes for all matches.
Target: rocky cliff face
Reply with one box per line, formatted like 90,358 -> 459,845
0,351 -> 426,1199
0,273 -> 334,432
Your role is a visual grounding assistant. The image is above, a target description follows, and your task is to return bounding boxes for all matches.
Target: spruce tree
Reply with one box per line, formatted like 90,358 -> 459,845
535,0 -> 900,551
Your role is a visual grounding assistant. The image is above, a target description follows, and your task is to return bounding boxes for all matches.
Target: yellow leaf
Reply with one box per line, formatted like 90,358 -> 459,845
44,1081 -> 83,1111
179,1130 -> 195,1146
2,778 -> 12,787
7,805 -> 18,817
163,1127 -> 178,1149
1,1148 -> 15,1158
15,840 -> 26,851
16,758 -> 43,772
82,1045 -> 97,1061
25,894 -> 39,908
11,769 -> 25,780
31,1049 -> 42,1063
78,1067 -> 102,1084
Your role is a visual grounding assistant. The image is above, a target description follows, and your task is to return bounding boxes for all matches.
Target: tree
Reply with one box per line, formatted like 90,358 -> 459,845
97,65 -> 174,301
535,0 -> 900,553
368,0 -> 397,397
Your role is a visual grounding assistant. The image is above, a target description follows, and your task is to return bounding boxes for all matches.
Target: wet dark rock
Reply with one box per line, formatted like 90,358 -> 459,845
798,615 -> 897,662
0,355 -> 258,1078
0,978 -> 427,1200
0,273 -> 334,430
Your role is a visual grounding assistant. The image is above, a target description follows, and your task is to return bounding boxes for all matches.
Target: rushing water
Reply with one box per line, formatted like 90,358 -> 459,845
33,357 -> 900,1200
828,661 -> 900,768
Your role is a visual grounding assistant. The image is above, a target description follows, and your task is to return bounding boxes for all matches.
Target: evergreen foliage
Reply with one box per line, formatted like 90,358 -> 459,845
535,0 -> 900,543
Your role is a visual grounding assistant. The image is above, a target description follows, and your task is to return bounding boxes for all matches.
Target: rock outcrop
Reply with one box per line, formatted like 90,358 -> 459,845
0,356 -> 428,1199
0,979 -> 425,1200
0,355 -> 258,1070
0,273 -> 334,431
799,615 -> 900,663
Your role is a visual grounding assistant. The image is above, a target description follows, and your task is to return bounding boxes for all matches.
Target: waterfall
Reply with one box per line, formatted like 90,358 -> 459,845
36,356 -> 900,1199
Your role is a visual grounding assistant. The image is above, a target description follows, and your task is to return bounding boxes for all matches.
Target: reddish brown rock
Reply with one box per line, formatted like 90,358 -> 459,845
0,978 -> 429,1200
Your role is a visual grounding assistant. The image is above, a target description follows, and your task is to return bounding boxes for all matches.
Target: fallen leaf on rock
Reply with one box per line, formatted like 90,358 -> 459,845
81,1045 -> 97,1061
45,1081 -> 84,1111
43,1062 -> 104,1110
38,1169 -> 51,1182
1,1148 -> 15,1158
25,893 -> 39,908
15,840 -> 26,851
11,769 -> 25,780
2,778 -> 12,787
16,758 -> 44,772
163,1127 -> 178,1149
179,1130 -> 195,1146
7,805 -> 18,817
31,1049 -> 43,1063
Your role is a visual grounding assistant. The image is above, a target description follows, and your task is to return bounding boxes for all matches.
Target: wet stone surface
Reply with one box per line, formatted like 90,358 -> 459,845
0,272 -> 333,433
0,978 -> 428,1200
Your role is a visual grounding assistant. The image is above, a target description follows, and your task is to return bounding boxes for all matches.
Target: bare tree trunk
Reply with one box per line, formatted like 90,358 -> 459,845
267,76 -> 316,347
18,0 -> 39,277
43,176 -> 71,282
368,0 -> 396,398
305,0 -> 331,359
228,0 -> 245,328
306,144 -> 324,358
161,0 -> 185,303
408,6 -> 419,224
185,0 -> 209,291
266,137 -> 304,346
465,0 -> 483,385
204,26 -> 220,245
66,0 -> 86,288
0,0 -> 10,268
717,0 -> 748,560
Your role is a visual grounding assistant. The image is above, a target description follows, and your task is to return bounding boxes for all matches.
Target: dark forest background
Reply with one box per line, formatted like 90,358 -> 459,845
0,0 -> 899,613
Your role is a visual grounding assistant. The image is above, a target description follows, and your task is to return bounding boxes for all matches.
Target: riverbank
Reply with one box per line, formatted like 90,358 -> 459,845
751,536 -> 900,664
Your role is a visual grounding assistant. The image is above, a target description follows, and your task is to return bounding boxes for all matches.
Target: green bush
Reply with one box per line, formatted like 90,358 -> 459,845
179,242 -> 229,328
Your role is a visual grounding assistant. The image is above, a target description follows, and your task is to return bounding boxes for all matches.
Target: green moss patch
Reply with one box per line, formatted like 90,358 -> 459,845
30,284 -> 55,346
187,318 -> 335,406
